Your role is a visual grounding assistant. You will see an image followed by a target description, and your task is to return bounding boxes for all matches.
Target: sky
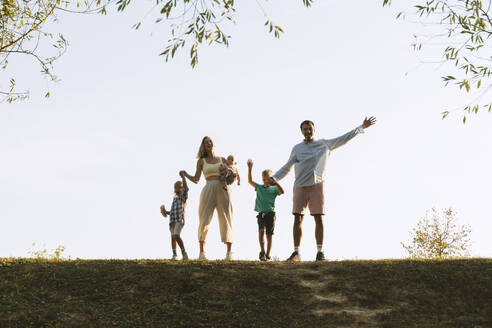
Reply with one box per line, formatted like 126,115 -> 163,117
1,0 -> 491,261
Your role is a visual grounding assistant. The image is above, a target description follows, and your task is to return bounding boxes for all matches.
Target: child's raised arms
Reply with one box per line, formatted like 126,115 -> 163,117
247,159 -> 257,188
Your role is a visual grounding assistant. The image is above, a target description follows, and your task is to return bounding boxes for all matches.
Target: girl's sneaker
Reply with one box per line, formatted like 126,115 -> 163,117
225,251 -> 233,261
265,254 -> 272,261
171,254 -> 178,261
182,251 -> 189,260
198,252 -> 207,260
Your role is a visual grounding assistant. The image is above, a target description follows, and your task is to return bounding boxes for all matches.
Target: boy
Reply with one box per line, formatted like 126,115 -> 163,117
220,154 -> 240,190
247,159 -> 284,261
160,172 -> 189,260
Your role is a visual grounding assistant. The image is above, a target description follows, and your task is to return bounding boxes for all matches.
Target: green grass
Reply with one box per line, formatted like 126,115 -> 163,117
1,258 -> 492,327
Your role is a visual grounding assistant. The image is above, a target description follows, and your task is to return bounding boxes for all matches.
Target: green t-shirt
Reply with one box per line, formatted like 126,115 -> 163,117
254,183 -> 280,212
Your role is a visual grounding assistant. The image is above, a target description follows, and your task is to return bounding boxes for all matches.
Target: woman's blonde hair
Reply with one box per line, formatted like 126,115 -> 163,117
197,136 -> 214,159
262,169 -> 273,177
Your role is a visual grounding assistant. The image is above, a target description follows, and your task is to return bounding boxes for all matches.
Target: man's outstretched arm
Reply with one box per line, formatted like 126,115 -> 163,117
272,148 -> 297,181
324,116 -> 376,151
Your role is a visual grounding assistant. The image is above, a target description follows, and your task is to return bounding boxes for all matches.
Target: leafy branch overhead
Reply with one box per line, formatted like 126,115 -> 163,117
383,0 -> 492,122
0,0 -> 107,103
1,0 -> 312,102
118,0 -> 313,68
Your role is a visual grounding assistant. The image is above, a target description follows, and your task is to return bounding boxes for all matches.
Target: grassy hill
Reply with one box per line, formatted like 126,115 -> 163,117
1,258 -> 491,327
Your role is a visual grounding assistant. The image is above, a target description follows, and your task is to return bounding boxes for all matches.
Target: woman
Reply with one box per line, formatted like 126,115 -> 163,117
180,136 -> 233,260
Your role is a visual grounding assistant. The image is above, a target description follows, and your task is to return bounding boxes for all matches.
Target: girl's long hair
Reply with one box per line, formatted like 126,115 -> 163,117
197,136 -> 214,159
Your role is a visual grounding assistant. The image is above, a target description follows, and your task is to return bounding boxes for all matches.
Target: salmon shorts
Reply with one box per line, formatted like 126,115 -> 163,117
293,183 -> 325,216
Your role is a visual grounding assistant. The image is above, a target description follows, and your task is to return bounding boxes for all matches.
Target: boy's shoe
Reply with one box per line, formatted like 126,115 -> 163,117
286,251 -> 301,262
171,254 -> 178,261
182,251 -> 189,260
265,254 -> 271,261
225,251 -> 233,261
198,252 -> 207,260
316,251 -> 326,261
259,251 -> 266,261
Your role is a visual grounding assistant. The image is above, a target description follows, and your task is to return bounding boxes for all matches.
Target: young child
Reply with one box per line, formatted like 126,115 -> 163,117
247,159 -> 284,261
160,172 -> 189,260
219,155 -> 241,190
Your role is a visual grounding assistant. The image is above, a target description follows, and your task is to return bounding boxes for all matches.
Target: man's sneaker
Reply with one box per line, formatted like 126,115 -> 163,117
225,251 -> 233,261
171,254 -> 178,261
182,251 -> 189,261
198,252 -> 207,260
316,251 -> 326,261
259,251 -> 266,261
265,254 -> 271,261
286,251 -> 301,262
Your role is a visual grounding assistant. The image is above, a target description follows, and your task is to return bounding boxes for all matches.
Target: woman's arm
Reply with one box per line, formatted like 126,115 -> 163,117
182,159 -> 203,184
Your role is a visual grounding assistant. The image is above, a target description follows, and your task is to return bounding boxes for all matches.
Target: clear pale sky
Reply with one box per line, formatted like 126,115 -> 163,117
1,1 -> 491,261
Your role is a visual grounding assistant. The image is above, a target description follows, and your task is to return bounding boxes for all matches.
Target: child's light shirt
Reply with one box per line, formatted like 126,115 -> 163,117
254,183 -> 280,212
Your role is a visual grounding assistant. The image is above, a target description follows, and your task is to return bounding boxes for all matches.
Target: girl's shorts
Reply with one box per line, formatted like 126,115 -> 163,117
169,220 -> 184,235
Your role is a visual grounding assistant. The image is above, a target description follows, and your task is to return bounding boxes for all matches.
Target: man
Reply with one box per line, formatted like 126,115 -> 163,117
273,117 -> 376,261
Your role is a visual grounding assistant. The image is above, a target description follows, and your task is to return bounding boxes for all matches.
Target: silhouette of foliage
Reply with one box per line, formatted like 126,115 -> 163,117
383,0 -> 492,122
402,207 -> 472,259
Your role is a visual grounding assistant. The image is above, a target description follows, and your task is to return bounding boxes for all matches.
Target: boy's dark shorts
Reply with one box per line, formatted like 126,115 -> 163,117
257,212 -> 276,235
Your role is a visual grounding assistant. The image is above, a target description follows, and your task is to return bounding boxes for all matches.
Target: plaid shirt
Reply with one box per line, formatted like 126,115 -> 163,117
169,186 -> 188,223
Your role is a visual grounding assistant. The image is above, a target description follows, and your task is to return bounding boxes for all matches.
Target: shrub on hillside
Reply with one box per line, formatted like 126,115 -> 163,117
402,208 -> 472,259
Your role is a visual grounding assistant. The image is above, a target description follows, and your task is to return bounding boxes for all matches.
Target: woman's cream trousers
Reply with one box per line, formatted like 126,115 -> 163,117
198,180 -> 233,243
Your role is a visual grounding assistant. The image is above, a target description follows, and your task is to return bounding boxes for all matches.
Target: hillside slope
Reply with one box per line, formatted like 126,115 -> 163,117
1,259 -> 491,327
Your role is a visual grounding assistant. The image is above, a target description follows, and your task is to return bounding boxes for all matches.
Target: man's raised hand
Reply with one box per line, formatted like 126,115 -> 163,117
362,116 -> 376,129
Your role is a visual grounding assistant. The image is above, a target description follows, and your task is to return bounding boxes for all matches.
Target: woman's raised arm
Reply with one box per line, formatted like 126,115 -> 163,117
182,159 -> 203,184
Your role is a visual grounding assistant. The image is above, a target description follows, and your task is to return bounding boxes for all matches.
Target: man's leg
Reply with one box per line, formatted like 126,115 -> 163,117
313,214 -> 325,260
309,183 -> 326,261
313,214 -> 324,247
288,185 -> 308,261
293,214 -> 304,248
286,214 -> 303,261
